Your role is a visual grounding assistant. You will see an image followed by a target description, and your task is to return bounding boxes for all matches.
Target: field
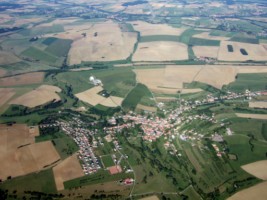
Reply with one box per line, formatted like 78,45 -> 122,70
0,124 -> 60,181
136,104 -> 157,112
241,160 -> 267,180
101,155 -> 115,168
130,21 -> 186,36
192,46 -> 219,58
68,21 -> 137,64
9,85 -> 61,108
192,32 -> 230,41
249,101 -> 267,108
53,154 -> 84,191
21,47 -> 57,63
218,41 -> 267,61
235,113 -> 267,120
0,51 -> 21,65
0,88 -> 16,107
0,72 -> 44,86
75,86 -> 123,107
139,195 -> 160,200
132,41 -> 188,61
228,181 -> 267,200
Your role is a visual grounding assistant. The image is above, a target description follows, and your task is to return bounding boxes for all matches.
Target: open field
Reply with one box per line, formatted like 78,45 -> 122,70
0,72 -> 44,87
193,32 -> 229,41
130,21 -> 186,36
0,51 -> 21,65
53,154 -> 84,191
241,160 -> 267,180
218,41 -> 267,61
132,41 -> 188,62
235,113 -> 267,120
75,86 -> 123,107
139,195 -> 160,200
0,88 -> 16,107
228,181 -> 267,200
136,104 -> 157,112
134,65 -> 267,92
0,69 -> 6,77
0,124 -> 60,181
249,101 -> 267,109
9,85 -> 61,108
193,46 -> 219,58
68,21 -> 137,64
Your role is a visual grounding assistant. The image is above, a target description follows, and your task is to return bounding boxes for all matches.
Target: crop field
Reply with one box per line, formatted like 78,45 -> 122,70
192,46 -> 219,58
193,32 -> 230,41
139,195 -> 160,200
44,38 -> 72,57
189,37 -> 220,46
0,88 -> 16,107
228,181 -> 267,200
0,69 -> 6,77
0,124 -> 60,181
132,41 -> 188,61
235,113 -> 267,120
218,41 -> 267,61
136,104 -> 157,112
0,51 -> 21,65
53,154 -> 84,191
139,35 -> 180,42
75,86 -> 123,107
241,160 -> 267,180
0,72 -> 44,86
9,85 -> 61,108
130,21 -> 186,36
249,101 -> 267,108
68,21 -> 137,64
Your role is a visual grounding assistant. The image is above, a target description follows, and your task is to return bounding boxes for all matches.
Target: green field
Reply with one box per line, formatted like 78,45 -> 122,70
42,37 -> 58,45
139,35 -> 180,42
101,155 -> 115,168
122,83 -> 153,110
0,169 -> 57,194
19,24 -> 64,37
230,36 -> 259,44
21,46 -> 57,63
45,38 -> 72,57
189,38 -> 221,46
179,29 -> 203,44
52,136 -> 79,160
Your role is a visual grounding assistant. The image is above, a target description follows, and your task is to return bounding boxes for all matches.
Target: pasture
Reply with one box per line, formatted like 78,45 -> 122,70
9,85 -> 61,108
132,41 -> 188,61
53,154 -> 84,191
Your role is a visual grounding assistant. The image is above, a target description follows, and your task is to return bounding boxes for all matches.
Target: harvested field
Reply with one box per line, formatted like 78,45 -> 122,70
249,101 -> 267,109
132,41 -> 188,61
193,32 -> 229,41
140,195 -> 160,200
68,21 -> 137,64
134,65 -> 267,92
0,51 -> 21,65
53,154 -> 84,191
0,124 -> 59,181
0,72 -> 44,87
9,85 -> 61,108
193,46 -> 219,58
136,104 -> 157,112
227,181 -> 267,200
0,69 -> 6,77
75,86 -> 123,107
0,88 -> 16,107
218,41 -> 267,61
236,113 -> 267,120
130,21 -> 186,36
241,160 -> 267,180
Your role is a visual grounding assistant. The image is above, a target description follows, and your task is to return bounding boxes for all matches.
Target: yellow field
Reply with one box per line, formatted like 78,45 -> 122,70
0,124 -> 60,181
0,88 -> 16,107
140,195 -> 160,200
0,51 -> 21,65
228,181 -> 267,200
218,41 -> 267,61
132,41 -> 188,62
0,69 -> 6,77
130,21 -> 186,36
68,21 -> 137,64
249,101 -> 267,109
241,160 -> 267,180
53,154 -> 84,191
0,72 -> 44,87
193,46 -> 219,58
134,65 -> 267,92
75,86 -> 123,107
9,85 -> 61,108
235,113 -> 267,120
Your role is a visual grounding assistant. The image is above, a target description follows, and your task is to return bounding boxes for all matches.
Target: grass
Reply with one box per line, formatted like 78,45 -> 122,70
21,47 -> 57,63
181,185 -> 202,200
42,37 -> 58,45
64,170 -> 133,189
139,35 -> 180,42
189,37 -> 220,46
101,155 -> 115,168
226,73 -> 267,92
0,169 -> 57,194
52,136 -> 79,160
230,36 -> 259,44
122,83 -> 153,110
45,38 -> 72,57
179,29 -> 203,44
35,131 -> 67,142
